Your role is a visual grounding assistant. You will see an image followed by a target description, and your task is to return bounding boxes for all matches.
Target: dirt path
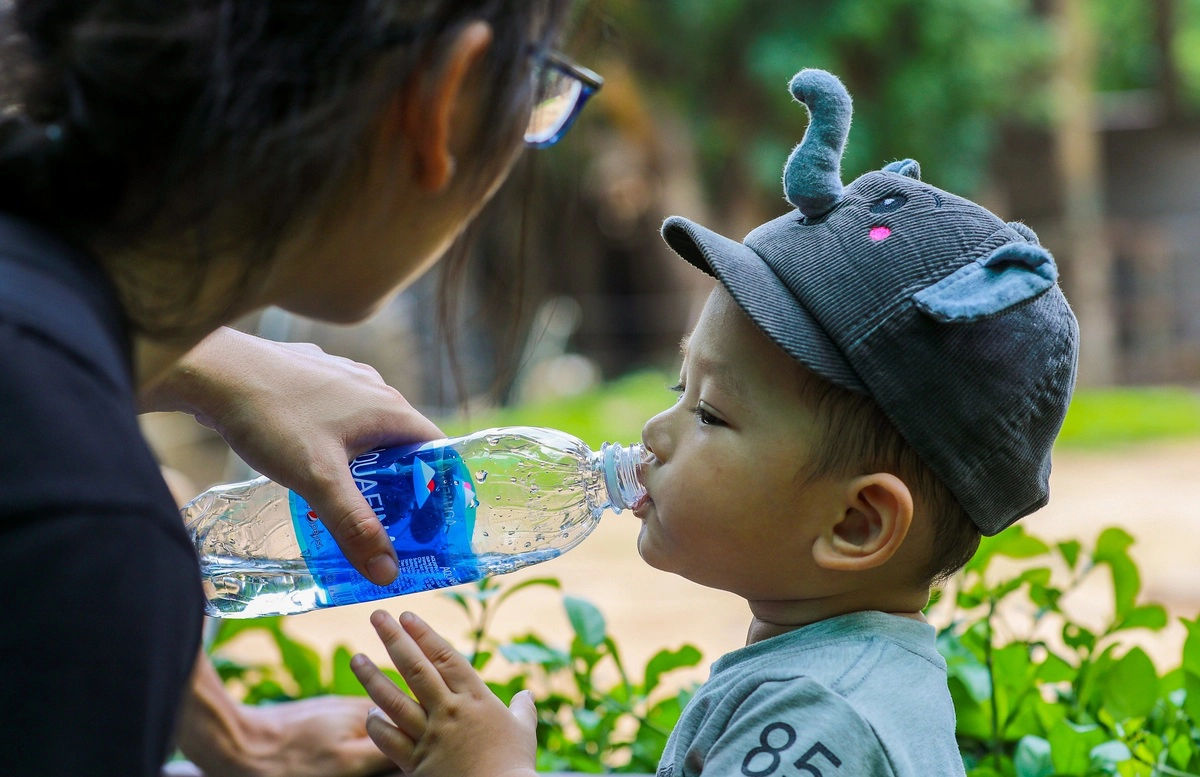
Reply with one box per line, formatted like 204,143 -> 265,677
216,440 -> 1200,681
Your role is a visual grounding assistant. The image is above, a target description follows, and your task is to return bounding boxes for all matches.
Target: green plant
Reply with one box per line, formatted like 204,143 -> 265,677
940,526 -> 1200,776
211,525 -> 1199,775
442,576 -> 702,774
209,575 -> 701,774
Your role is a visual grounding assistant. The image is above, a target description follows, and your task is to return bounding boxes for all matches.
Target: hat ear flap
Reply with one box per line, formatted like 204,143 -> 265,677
914,241 -> 1058,323
883,159 -> 921,180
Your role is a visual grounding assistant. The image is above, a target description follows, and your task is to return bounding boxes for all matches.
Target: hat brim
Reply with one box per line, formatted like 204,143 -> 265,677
662,216 -> 868,394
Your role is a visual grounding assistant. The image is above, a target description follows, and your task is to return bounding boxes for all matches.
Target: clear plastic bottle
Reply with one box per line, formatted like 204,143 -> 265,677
183,426 -> 646,618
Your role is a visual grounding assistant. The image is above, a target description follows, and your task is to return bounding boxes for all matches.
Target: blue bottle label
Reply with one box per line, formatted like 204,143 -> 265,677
288,442 -> 481,607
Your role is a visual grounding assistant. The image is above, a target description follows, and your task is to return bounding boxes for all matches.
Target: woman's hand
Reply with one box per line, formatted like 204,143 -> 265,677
350,611 -> 539,777
177,652 -> 393,777
143,327 -> 443,585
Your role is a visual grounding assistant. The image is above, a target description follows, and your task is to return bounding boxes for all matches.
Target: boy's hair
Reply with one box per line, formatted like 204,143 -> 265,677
796,366 -> 981,584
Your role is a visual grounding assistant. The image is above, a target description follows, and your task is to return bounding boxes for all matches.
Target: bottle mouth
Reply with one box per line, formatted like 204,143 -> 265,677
602,441 -> 647,512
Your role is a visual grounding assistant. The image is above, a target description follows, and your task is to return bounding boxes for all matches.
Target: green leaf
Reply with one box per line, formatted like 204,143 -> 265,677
1181,617 -> 1200,723
1063,623 -> 1097,654
1014,735 -> 1053,777
564,596 -> 606,648
500,639 -> 571,669
329,646 -> 369,697
381,667 -> 410,694
1099,647 -> 1159,720
1182,616 -> 1200,675
496,577 -> 561,608
948,678 -> 993,740
1090,740 -> 1133,770
643,645 -> 703,695
243,679 -> 289,705
272,627 -> 324,698
1093,527 -> 1140,618
440,590 -> 470,612
1048,720 -> 1108,775
209,616 -> 282,651
211,656 -> 250,683
1057,540 -> 1082,570
966,526 -> 1051,576
1035,651 -> 1076,684
1169,733 -> 1194,769
485,676 -> 527,705
1114,604 -> 1169,632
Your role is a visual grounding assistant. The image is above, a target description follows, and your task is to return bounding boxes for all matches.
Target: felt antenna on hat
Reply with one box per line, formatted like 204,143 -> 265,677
783,69 -> 852,219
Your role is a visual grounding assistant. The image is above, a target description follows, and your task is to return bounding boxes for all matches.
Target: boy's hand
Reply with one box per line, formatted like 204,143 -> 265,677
351,610 -> 539,777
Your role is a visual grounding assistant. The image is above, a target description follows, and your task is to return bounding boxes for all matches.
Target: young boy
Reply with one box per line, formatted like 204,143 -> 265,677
349,68 -> 1079,777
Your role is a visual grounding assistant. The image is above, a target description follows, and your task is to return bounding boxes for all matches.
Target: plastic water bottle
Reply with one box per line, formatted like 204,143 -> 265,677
183,426 -> 646,618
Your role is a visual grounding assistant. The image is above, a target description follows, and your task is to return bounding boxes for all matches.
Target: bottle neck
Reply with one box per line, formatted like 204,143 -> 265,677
591,441 -> 646,513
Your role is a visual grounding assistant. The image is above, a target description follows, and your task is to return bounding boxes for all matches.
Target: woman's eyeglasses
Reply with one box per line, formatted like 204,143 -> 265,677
525,50 -> 603,149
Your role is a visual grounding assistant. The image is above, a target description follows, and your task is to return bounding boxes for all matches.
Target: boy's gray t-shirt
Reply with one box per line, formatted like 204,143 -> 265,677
656,611 -> 965,777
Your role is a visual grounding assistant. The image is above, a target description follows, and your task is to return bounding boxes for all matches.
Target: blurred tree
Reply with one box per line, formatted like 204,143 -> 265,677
592,0 -> 1053,213
442,0 -> 1200,401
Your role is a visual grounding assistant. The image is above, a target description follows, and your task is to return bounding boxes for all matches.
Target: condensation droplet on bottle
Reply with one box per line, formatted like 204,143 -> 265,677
388,536 -> 396,543
482,531 -> 489,537
486,435 -> 501,446
529,484 -> 539,493
524,542 -> 531,548
475,470 -> 488,482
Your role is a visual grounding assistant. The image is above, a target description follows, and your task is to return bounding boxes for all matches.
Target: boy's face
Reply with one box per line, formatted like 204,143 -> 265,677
636,287 -> 848,600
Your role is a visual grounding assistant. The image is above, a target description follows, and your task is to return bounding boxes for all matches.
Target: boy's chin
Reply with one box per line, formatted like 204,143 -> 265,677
635,527 -> 676,576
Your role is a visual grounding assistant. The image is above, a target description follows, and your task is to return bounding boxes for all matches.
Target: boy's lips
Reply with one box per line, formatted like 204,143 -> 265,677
631,492 -> 652,518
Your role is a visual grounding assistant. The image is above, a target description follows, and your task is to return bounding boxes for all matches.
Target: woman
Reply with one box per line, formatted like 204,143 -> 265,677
0,1 -> 597,774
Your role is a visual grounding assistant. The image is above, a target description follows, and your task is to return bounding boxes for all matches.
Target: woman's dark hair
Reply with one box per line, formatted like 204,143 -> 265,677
0,0 -> 571,335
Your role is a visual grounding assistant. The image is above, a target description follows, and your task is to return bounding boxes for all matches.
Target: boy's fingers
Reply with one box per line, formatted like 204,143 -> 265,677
509,689 -> 538,736
365,707 -> 416,771
349,653 -> 427,739
399,611 -> 487,694
370,610 -> 451,703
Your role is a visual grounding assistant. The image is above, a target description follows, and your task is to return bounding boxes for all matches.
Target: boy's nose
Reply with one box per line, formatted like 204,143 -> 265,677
641,409 -> 671,462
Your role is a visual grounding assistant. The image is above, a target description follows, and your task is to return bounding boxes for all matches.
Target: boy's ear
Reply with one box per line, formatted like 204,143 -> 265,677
812,474 -> 914,572
392,20 -> 494,193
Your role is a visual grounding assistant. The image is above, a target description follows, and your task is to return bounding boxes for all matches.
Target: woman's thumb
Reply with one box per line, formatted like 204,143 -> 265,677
508,690 -> 538,733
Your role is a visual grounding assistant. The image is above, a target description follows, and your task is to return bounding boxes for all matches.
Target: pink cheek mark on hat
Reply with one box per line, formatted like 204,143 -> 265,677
869,225 -> 892,242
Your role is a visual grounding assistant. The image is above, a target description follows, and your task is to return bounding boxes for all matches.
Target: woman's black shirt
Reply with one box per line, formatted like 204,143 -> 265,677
0,214 -> 204,776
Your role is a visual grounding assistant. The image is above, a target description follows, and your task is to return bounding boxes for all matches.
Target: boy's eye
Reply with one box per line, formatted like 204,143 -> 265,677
668,382 -> 685,402
693,402 -> 723,427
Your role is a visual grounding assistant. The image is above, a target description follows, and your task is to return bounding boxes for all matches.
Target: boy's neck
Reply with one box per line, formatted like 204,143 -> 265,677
744,587 -> 931,646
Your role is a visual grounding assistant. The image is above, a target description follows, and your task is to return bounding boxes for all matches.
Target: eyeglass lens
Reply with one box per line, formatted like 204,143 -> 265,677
525,64 -> 584,146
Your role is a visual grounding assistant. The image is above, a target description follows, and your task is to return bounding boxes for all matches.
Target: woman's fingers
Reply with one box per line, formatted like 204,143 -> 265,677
349,652 -> 427,740
364,707 -> 416,770
398,611 -> 490,695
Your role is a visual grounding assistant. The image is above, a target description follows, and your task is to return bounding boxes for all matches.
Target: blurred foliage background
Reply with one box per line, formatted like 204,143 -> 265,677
341,0 -> 1200,412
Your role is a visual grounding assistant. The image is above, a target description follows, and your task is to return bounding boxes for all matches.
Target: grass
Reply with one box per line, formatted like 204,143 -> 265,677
437,370 -> 671,449
436,371 -> 1200,450
1057,386 -> 1200,447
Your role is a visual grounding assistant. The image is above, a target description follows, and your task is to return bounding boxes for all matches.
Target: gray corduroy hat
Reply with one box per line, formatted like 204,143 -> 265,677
661,69 -> 1079,536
